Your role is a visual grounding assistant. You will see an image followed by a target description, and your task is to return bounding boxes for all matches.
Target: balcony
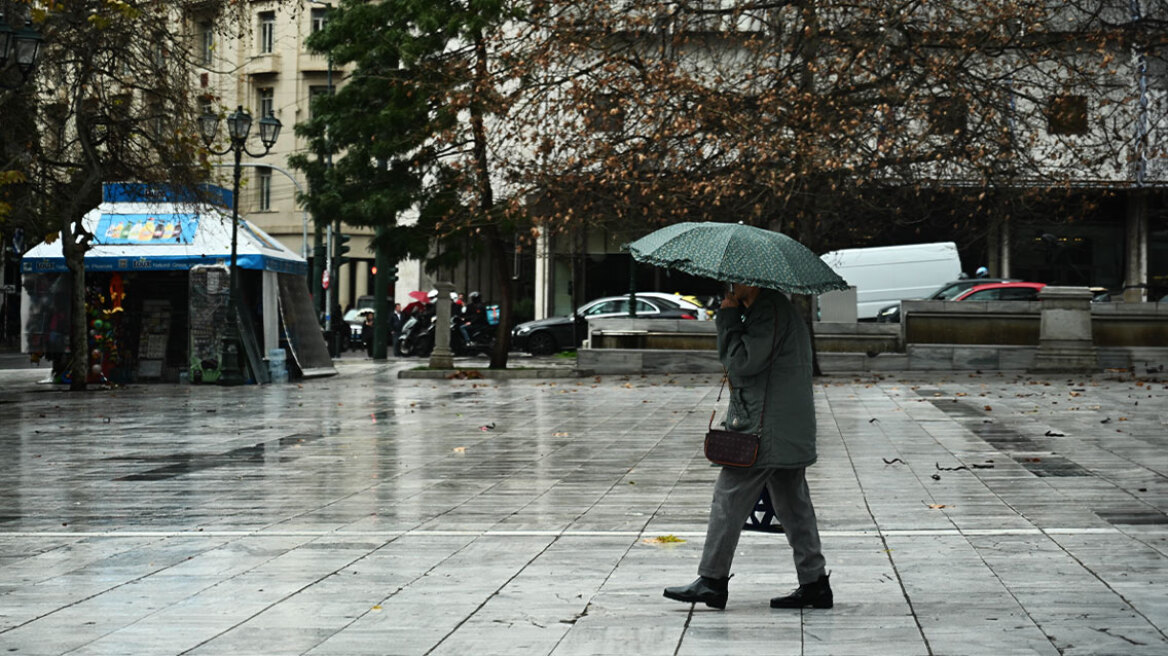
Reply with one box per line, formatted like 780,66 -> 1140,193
245,52 -> 282,76
298,51 -> 332,74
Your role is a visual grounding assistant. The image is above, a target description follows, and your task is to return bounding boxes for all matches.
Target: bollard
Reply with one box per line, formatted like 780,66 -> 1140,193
428,281 -> 455,369
1029,286 -> 1098,373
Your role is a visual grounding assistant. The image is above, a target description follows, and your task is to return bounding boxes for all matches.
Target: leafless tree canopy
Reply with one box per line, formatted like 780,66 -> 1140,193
483,0 -> 1168,248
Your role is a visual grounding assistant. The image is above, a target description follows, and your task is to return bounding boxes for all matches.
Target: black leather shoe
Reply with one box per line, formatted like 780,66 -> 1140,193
770,573 -> 832,609
663,576 -> 729,610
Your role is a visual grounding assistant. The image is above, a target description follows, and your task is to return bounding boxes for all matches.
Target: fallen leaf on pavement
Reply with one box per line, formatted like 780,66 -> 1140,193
643,535 -> 685,545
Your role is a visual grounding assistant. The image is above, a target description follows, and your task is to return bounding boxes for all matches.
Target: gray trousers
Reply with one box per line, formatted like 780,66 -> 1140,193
698,466 -> 827,585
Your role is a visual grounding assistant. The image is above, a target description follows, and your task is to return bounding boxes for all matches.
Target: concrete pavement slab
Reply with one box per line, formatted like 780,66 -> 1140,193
0,360 -> 1165,655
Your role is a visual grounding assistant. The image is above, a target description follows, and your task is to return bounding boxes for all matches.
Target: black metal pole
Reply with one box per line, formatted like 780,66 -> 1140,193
628,253 -> 637,317
312,223 -> 325,318
219,145 -> 245,385
229,146 -> 242,304
331,217 -> 343,355
373,227 -> 390,360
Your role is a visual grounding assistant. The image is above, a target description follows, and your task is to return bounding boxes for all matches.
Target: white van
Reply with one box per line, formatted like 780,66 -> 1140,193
819,242 -> 962,320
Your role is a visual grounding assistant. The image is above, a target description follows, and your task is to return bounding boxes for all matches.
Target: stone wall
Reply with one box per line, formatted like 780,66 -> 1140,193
902,299 -> 1168,348
578,300 -> 1168,374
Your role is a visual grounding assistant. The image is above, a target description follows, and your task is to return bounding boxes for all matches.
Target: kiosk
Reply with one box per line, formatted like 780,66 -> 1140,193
20,183 -> 334,384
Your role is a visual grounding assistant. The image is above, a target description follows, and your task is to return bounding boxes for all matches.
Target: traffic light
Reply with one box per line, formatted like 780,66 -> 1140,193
390,264 -> 398,282
336,233 -> 351,266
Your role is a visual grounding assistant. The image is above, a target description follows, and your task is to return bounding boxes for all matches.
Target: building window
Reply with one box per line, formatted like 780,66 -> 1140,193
199,21 -> 214,66
585,94 -> 624,133
153,42 -> 167,70
928,96 -> 967,135
311,8 -> 328,33
258,87 -> 275,119
146,102 -> 165,139
309,85 -> 333,119
1047,95 -> 1088,135
1146,54 -> 1168,91
257,167 -> 272,211
259,11 -> 276,54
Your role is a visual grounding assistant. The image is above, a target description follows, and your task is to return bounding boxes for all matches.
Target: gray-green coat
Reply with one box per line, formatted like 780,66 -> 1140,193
715,290 -> 816,469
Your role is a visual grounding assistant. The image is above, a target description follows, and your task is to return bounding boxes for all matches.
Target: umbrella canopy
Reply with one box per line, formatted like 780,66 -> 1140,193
408,290 -> 429,302
627,222 -> 849,295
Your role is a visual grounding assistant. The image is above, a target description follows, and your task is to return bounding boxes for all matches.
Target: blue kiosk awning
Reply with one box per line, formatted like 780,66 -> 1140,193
22,183 -> 306,276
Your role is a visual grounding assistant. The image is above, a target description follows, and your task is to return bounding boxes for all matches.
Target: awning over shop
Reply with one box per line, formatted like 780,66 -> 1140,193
21,183 -> 306,276
19,183 -> 335,382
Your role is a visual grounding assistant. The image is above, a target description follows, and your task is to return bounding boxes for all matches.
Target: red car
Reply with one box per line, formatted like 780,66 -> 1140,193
953,282 -> 1046,301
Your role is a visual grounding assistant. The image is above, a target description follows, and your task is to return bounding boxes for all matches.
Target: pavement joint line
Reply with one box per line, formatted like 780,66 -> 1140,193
0,527 -> 1143,539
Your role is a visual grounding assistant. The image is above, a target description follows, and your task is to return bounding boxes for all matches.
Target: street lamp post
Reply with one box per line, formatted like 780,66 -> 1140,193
307,0 -> 343,353
199,105 -> 281,385
0,14 -> 43,90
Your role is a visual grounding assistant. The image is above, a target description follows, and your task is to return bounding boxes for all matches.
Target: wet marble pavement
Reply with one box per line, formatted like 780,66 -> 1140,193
0,361 -> 1165,655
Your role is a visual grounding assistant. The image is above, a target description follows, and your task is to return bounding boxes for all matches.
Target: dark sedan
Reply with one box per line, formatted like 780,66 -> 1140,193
512,295 -> 699,355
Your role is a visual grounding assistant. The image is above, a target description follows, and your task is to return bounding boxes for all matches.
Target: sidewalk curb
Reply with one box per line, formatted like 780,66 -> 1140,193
398,367 -> 578,380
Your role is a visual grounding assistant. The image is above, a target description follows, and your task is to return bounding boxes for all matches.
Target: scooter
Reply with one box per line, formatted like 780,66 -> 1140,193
452,320 -> 495,357
408,316 -> 489,358
395,313 -> 434,357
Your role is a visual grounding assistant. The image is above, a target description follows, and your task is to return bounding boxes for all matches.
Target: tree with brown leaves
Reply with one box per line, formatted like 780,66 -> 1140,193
16,0 -> 245,389
509,0 -> 1162,258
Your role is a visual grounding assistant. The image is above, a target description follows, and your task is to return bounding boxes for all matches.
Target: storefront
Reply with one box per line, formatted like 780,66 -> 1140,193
20,183 -> 334,384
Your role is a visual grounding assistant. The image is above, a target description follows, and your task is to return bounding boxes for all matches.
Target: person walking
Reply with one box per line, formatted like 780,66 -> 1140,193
663,282 -> 831,611
390,303 -> 404,349
361,312 -> 375,358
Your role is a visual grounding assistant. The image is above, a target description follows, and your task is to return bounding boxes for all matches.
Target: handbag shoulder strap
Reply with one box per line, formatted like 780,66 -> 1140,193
709,303 -> 782,430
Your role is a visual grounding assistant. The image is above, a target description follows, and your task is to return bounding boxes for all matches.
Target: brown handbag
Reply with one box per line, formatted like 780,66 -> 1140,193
704,306 -> 780,468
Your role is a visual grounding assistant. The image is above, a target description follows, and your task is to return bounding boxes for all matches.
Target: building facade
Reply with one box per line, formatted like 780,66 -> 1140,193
194,1 -> 439,318
195,1 -> 1167,329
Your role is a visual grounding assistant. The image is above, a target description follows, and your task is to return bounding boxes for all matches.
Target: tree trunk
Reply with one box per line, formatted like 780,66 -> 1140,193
59,166 -> 99,391
62,224 -> 88,391
486,227 -> 513,369
469,29 -> 513,369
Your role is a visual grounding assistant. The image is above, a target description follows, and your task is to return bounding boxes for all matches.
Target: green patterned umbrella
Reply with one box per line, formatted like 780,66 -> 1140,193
627,222 -> 849,294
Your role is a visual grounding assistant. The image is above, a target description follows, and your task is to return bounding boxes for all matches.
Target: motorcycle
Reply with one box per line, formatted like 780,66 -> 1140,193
396,313 -> 494,358
452,320 -> 495,357
395,312 -> 434,357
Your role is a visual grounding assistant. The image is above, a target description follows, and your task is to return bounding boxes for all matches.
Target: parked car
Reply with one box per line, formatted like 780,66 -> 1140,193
512,294 -> 699,355
875,278 -> 1018,323
633,292 -> 713,320
952,281 -> 1046,301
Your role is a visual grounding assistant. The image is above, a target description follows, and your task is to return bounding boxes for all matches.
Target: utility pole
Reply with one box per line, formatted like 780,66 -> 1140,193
331,217 -> 349,356
372,226 -> 390,360
309,0 -> 336,332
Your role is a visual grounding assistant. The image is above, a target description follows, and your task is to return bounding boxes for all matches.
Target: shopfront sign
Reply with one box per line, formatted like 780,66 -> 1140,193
96,213 -> 199,245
